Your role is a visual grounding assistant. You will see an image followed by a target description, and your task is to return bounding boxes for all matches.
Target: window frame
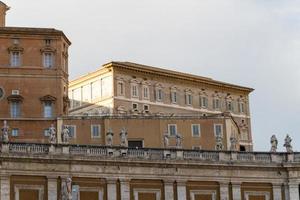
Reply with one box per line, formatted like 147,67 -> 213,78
43,52 -> 54,68
214,124 -> 223,137
10,101 -> 21,118
142,86 -> 149,100
171,91 -> 177,104
91,124 -> 101,139
11,128 -> 19,137
65,125 -> 76,138
191,124 -> 201,137
10,51 -> 21,67
131,84 -> 139,98
43,101 -> 53,118
168,124 -> 177,137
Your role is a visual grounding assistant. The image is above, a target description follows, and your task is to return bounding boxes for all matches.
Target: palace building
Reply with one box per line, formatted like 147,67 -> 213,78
0,2 -> 299,200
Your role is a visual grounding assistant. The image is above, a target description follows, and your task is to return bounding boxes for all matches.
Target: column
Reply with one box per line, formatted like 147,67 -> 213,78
177,181 -> 187,200
107,178 -> 118,200
120,178 -> 130,200
231,182 -> 241,200
164,180 -> 174,200
47,176 -> 58,200
272,183 -> 282,200
0,175 -> 10,200
220,182 -> 229,200
288,183 -> 299,200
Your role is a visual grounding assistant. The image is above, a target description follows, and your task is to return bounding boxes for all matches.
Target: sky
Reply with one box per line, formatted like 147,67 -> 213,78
4,0 -> 300,151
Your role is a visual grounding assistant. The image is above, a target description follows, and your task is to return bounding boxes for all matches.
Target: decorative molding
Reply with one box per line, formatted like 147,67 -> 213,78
133,188 -> 161,200
14,184 -> 44,200
190,190 -> 217,200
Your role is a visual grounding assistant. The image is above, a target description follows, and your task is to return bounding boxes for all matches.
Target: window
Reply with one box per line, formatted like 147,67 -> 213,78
227,101 -> 234,112
171,91 -> 177,104
131,84 -> 138,97
143,104 -> 149,111
191,124 -> 201,137
213,99 -> 220,110
43,52 -> 53,68
45,39 -> 51,46
91,124 -> 101,138
132,103 -> 138,110
239,102 -> 245,113
128,140 -> 143,148
143,86 -> 149,99
156,88 -> 163,101
117,82 -> 124,96
65,125 -> 76,138
186,94 -> 192,105
0,88 -> 4,99
11,52 -> 21,67
43,102 -> 53,118
200,96 -> 208,108
168,124 -> 177,136
214,124 -> 223,137
10,102 -> 20,118
44,129 -> 50,137
11,128 -> 19,137
192,146 -> 201,150
91,80 -> 101,100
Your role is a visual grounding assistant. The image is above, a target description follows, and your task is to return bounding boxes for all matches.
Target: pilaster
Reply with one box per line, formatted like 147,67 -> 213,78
272,183 -> 282,200
288,182 -> 299,200
47,176 -> 58,200
107,178 -> 118,200
220,182 -> 229,200
164,180 -> 174,200
0,174 -> 10,200
231,182 -> 241,200
176,180 -> 187,200
120,178 -> 130,200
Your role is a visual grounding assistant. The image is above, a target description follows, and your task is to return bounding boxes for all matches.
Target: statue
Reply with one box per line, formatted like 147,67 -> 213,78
230,136 -> 237,151
215,135 -> 223,150
119,128 -> 128,147
270,135 -> 278,152
163,133 -> 169,148
61,177 -> 72,200
1,120 -> 9,143
48,124 -> 56,144
106,128 -> 114,146
175,134 -> 183,148
61,125 -> 70,144
284,134 -> 293,153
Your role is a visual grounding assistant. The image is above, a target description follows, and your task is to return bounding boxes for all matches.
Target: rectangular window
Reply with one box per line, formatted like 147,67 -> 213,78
214,124 -> 223,137
131,84 -> 138,97
191,124 -> 201,137
91,80 -> 101,100
44,129 -> 50,137
43,53 -> 53,68
186,94 -> 192,105
65,125 -> 76,138
200,97 -> 208,108
118,82 -> 124,96
213,99 -> 220,110
171,91 -> 177,103
143,86 -> 149,99
239,102 -> 245,113
10,102 -> 20,118
11,128 -> 19,137
132,103 -> 138,110
45,39 -> 51,46
91,124 -> 101,138
156,88 -> 163,101
143,104 -> 149,111
11,52 -> 21,67
168,124 -> 177,136
192,146 -> 201,150
227,101 -> 234,111
44,102 -> 53,118
128,140 -> 143,148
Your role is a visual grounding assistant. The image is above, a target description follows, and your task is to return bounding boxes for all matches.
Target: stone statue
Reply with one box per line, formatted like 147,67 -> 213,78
284,134 -> 293,153
119,128 -> 128,147
175,134 -> 183,148
1,120 -> 9,143
106,128 -> 114,146
61,125 -> 70,144
163,133 -> 169,148
215,135 -> 223,151
61,177 -> 72,200
48,124 -> 56,144
270,135 -> 278,152
230,136 -> 237,151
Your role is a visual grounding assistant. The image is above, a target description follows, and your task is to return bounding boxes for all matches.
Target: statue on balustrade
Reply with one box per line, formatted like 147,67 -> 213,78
120,128 -> 128,147
49,124 -> 57,144
230,135 -> 237,151
1,120 -> 9,143
61,177 -> 72,200
176,134 -> 183,148
215,135 -> 223,151
270,135 -> 278,152
61,125 -> 70,144
163,133 -> 169,148
284,134 -> 293,153
106,128 -> 114,146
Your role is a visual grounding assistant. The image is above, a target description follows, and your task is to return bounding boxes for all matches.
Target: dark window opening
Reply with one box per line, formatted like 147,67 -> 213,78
240,145 -> 246,152
128,140 -> 143,148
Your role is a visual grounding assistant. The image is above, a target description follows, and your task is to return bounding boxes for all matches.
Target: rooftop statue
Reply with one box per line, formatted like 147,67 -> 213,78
1,120 -> 9,143
215,135 -> 223,151
230,135 -> 238,151
163,133 -> 169,148
284,134 -> 293,153
120,128 -> 128,147
176,134 -> 183,148
61,125 -> 70,144
270,135 -> 278,152
49,124 -> 56,144
106,128 -> 114,146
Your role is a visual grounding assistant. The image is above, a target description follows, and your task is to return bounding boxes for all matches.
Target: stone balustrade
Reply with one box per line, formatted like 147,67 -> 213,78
1,142 -> 299,163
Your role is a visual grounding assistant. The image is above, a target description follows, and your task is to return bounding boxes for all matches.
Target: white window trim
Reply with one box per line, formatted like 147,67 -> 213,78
142,85 -> 150,100
143,104 -> 149,111
168,124 -> 177,137
78,187 -> 104,200
131,83 -> 139,98
133,188 -> 161,200
132,103 -> 138,111
244,191 -> 270,200
10,51 -> 21,67
200,96 -> 208,108
65,125 -> 76,138
214,124 -> 223,137
11,128 -> 19,137
14,184 -> 44,200
91,124 -> 101,139
43,52 -> 54,68
117,80 -> 125,97
191,124 -> 201,137
186,93 -> 193,106
213,98 -> 221,110
190,190 -> 216,200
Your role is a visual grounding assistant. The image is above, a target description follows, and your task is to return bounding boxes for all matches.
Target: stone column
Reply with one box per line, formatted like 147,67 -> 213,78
107,178 -> 118,200
177,181 -> 187,200
120,178 -> 130,200
272,183 -> 282,200
47,176 -> 58,200
288,183 -> 299,200
232,182 -> 241,200
164,180 -> 174,200
0,175 -> 10,200
220,182 -> 229,200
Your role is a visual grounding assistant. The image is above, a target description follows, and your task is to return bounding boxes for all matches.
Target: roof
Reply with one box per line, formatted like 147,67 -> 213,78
0,26 -> 71,45
103,61 -> 254,93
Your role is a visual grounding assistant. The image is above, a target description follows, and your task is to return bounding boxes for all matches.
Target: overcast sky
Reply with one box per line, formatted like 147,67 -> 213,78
4,0 -> 300,151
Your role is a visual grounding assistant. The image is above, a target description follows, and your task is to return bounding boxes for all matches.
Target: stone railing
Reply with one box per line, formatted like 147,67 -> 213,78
0,142 -> 298,164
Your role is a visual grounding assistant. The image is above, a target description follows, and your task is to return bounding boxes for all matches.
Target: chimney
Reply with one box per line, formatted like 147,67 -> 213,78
0,1 -> 9,27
